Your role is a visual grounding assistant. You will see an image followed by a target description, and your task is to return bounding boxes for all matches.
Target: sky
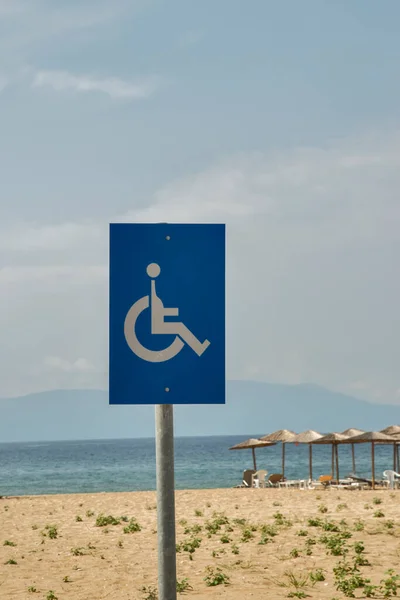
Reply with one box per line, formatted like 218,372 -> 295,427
1,0 -> 400,405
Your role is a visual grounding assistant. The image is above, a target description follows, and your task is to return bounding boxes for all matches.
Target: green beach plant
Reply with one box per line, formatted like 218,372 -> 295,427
176,578 -> 192,593
204,566 -> 230,586
95,514 -> 120,527
140,586 -> 158,600
123,517 -> 141,534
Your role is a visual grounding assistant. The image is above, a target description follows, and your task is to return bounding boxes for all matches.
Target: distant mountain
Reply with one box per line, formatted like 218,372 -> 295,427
0,381 -> 398,443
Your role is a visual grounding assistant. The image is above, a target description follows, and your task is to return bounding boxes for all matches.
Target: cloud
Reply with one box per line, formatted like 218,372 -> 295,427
1,129 -> 400,401
32,70 -> 158,100
44,356 -> 96,373
0,265 -> 107,286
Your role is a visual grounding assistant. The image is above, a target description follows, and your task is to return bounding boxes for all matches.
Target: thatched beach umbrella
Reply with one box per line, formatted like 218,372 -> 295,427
291,430 -> 322,480
381,427 -> 400,471
341,431 -> 397,489
341,428 -> 365,474
229,438 -> 276,471
259,430 -> 297,478
312,433 -> 349,483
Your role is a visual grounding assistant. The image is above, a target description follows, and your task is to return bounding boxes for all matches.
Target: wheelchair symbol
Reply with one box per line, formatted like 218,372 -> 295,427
124,263 -> 211,363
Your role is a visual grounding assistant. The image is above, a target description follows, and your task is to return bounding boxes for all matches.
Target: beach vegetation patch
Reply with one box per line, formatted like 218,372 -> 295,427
380,569 -> 400,597
241,528 -> 255,542
75,515 -> 83,522
385,520 -> 395,530
95,514 -> 120,527
261,523 -> 278,537
374,510 -> 385,518
4,558 -> 17,565
373,497 -> 383,505
176,537 -> 201,560
176,578 -> 192,593
140,585 -> 158,599
184,524 -> 202,535
320,533 -> 351,556
63,576 -> 71,583
333,559 -> 371,597
337,503 -> 348,512
273,501 -> 282,507
204,566 -> 230,586
194,509 -> 203,517
123,517 -> 141,534
46,592 -> 58,600
86,510 -> 94,517
231,543 -> 239,554
27,586 -> 38,593
273,512 -> 293,527
277,569 -> 310,597
297,530 -> 308,537
322,521 -> 341,533
3,540 -> 16,546
307,517 -> 323,527
71,547 -> 86,556
309,568 -> 325,583
318,504 -> 328,514
211,511 -> 229,526
290,548 -> 301,558
45,525 -> 58,539
220,534 -> 231,544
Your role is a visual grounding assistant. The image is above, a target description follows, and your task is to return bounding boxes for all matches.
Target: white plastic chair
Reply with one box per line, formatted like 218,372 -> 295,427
383,470 -> 400,489
252,470 -> 268,488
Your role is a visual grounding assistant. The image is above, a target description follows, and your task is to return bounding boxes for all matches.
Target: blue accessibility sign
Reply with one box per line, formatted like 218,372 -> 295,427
109,223 -> 225,405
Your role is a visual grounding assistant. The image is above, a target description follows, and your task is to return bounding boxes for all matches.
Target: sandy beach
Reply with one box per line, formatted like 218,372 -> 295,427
1,488 -> 400,599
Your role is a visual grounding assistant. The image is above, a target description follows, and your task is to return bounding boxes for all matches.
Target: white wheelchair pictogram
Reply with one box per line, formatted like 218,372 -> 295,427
124,263 -> 211,363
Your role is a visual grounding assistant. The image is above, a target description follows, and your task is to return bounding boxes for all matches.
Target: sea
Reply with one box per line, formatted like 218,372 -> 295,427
0,435 -> 396,497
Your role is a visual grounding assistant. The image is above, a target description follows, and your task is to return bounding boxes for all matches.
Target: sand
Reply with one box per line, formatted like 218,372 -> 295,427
1,488 -> 400,599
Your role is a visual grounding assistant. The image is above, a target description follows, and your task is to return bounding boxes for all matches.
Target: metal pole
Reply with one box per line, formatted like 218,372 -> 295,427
335,443 -> 340,483
371,441 -> 375,490
155,404 -> 177,600
252,447 -> 257,471
282,443 -> 285,478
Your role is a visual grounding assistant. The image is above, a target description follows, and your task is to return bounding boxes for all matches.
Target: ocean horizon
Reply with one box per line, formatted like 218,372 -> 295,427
0,435 -> 396,497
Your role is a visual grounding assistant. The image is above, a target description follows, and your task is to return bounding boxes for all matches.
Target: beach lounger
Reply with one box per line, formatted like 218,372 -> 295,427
318,475 -> 333,488
242,469 -> 256,487
267,474 -> 285,487
278,479 -> 306,489
234,469 -> 256,488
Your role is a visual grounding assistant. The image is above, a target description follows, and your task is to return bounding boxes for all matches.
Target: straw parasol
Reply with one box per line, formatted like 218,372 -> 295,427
341,431 -> 397,489
312,433 -> 349,482
229,438 -> 276,471
380,426 -> 400,471
259,430 -> 296,478
341,428 -> 365,474
291,430 -> 322,480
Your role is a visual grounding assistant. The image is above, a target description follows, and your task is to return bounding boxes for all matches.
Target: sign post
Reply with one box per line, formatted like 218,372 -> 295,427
109,223 -> 225,600
155,404 -> 176,599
